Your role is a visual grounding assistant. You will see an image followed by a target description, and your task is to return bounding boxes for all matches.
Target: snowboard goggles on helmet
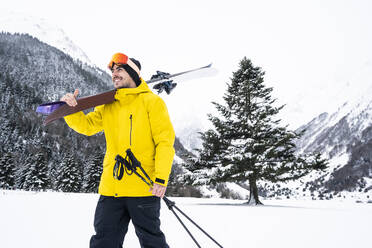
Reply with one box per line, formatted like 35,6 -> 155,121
108,52 -> 140,76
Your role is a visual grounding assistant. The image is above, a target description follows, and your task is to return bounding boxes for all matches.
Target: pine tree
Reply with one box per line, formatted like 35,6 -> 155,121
184,57 -> 327,205
0,151 -> 16,189
55,153 -> 82,193
22,152 -> 49,191
0,117 -> 14,150
15,161 -> 28,190
83,152 -> 103,193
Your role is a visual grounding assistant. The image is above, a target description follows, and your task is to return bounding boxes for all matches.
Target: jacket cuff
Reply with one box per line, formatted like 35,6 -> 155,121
155,178 -> 166,186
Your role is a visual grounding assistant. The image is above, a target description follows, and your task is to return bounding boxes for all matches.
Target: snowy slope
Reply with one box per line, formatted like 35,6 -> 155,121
0,190 -> 371,248
295,82 -> 372,162
296,74 -> 372,155
286,67 -> 372,198
0,10 -> 93,67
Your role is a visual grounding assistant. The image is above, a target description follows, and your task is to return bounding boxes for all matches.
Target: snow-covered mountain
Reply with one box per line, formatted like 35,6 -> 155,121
0,10 -> 93,67
253,62 -> 372,202
289,76 -> 372,200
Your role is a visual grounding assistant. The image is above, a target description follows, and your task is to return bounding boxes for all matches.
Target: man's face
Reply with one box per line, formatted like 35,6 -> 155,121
111,64 -> 136,89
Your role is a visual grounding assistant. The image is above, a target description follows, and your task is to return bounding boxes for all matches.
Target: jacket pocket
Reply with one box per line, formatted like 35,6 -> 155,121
136,196 -> 159,208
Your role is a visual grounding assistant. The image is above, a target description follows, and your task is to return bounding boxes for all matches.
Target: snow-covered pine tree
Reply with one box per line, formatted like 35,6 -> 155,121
0,117 -> 13,149
83,152 -> 103,193
184,57 -> 327,205
0,151 -> 16,189
15,160 -> 28,190
22,152 -> 49,191
55,153 -> 82,193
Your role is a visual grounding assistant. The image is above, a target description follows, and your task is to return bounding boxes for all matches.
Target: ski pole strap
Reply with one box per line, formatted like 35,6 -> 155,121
113,154 -> 135,180
113,161 -> 123,180
124,149 -> 154,185
113,149 -> 154,187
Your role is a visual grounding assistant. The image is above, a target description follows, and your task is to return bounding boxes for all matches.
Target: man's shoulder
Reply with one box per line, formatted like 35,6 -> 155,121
140,92 -> 168,112
141,91 -> 165,104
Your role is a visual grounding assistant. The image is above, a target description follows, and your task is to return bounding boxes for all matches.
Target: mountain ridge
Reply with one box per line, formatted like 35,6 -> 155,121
291,83 -> 372,200
0,10 -> 93,67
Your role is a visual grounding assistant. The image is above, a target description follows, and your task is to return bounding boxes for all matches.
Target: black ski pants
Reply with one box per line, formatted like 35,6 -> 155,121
90,195 -> 169,248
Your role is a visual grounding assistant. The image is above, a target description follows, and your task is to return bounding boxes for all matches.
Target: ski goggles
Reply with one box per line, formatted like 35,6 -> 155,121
108,53 -> 140,76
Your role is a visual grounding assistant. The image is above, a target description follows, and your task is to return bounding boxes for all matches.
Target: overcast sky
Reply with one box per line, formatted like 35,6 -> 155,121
2,0 -> 372,129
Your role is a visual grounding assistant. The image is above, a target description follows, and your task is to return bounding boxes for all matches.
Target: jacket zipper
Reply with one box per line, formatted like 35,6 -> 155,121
129,114 -> 133,146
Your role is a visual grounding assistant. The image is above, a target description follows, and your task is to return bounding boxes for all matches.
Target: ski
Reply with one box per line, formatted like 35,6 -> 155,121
36,63 -> 213,125
37,90 -> 116,125
148,63 -> 213,94
146,63 -> 212,84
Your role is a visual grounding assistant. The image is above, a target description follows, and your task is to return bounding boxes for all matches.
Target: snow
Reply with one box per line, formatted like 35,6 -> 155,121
199,185 -> 220,198
172,154 -> 184,164
364,178 -> 372,191
272,152 -> 352,199
225,182 -> 249,199
1,190 -> 371,248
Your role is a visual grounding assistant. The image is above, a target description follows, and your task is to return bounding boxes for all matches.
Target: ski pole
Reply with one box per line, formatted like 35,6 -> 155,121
115,149 -> 225,248
163,196 -> 224,248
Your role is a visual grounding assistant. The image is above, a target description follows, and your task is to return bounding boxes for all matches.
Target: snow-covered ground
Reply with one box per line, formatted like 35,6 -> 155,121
0,190 -> 371,248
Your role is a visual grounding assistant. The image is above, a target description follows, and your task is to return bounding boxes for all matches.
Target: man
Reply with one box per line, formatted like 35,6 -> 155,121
60,52 -> 175,248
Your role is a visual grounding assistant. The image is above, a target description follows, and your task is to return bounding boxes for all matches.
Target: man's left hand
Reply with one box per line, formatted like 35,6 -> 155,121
150,183 -> 167,198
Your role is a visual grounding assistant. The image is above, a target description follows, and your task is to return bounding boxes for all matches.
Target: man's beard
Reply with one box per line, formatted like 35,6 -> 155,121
113,77 -> 129,89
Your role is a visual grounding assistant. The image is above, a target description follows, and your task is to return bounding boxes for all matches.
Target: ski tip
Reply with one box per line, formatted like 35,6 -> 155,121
36,101 -> 65,115
201,63 -> 212,69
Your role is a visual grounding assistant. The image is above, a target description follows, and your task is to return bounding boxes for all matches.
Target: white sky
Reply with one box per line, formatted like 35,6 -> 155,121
2,0 -> 372,129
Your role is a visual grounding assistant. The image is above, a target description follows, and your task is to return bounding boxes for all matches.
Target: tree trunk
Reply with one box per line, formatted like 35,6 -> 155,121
246,176 -> 263,205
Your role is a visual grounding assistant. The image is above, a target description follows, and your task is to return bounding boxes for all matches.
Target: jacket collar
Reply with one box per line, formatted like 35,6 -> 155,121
114,78 -> 151,101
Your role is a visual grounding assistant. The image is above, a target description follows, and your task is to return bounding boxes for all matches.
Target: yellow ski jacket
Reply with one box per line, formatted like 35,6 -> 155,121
64,79 -> 175,197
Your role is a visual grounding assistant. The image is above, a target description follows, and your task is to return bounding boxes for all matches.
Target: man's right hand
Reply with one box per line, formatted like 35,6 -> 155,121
60,89 -> 79,107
